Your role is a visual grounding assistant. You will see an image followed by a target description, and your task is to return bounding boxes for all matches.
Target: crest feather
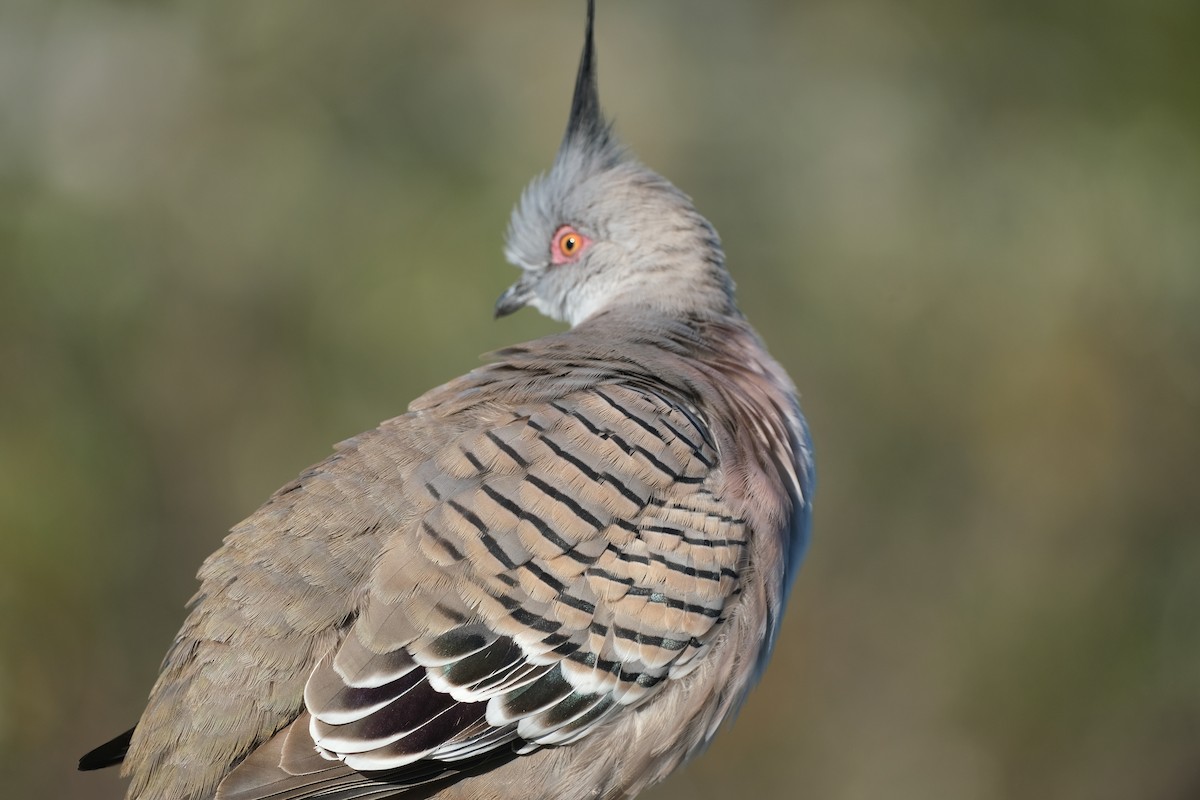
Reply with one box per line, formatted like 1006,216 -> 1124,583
559,0 -> 620,168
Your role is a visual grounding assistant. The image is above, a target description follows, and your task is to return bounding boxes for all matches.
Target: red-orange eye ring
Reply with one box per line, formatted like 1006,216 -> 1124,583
550,225 -> 589,265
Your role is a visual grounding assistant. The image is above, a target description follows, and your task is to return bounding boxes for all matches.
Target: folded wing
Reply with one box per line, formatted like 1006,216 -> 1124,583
218,383 -> 749,799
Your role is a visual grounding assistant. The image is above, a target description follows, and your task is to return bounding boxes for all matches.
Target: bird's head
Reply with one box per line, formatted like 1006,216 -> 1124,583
497,0 -> 735,327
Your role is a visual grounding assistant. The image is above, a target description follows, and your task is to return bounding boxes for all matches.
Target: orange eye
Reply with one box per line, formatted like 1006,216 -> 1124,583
550,225 -> 589,265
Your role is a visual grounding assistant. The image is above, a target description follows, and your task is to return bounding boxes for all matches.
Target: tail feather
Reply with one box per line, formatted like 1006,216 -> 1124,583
79,726 -> 135,771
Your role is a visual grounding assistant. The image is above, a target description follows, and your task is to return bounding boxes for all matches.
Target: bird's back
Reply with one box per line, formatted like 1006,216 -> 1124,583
115,311 -> 811,800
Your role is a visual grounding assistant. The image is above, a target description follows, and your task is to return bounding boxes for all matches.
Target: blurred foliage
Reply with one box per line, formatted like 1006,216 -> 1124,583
2,2 -> 1198,799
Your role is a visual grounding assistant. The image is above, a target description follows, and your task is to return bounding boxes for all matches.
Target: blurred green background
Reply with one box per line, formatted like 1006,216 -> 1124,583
2,1 -> 1198,798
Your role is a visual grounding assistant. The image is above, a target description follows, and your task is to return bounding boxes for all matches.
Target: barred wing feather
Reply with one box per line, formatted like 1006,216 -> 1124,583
218,383 -> 750,798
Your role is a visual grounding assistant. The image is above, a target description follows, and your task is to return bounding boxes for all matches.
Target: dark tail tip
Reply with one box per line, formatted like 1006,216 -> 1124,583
78,726 -> 135,771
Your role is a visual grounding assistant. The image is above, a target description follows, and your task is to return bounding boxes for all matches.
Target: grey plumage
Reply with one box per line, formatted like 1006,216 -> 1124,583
80,3 -> 814,799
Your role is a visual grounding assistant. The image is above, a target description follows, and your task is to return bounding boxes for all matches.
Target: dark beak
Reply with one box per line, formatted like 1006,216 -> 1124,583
494,274 -> 535,319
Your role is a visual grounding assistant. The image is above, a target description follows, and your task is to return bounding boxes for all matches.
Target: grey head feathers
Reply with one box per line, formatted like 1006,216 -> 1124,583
497,0 -> 736,327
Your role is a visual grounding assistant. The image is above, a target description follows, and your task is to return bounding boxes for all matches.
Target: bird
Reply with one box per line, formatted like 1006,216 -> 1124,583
78,3 -> 814,799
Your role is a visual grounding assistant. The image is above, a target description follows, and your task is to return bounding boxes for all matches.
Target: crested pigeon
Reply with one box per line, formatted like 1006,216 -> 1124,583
79,3 -> 815,799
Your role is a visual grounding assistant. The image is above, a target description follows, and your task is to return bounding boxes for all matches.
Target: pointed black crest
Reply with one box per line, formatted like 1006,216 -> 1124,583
560,0 -> 612,156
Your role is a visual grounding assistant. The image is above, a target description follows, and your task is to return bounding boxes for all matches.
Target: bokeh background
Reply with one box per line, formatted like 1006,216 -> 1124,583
3,1 -> 1198,798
